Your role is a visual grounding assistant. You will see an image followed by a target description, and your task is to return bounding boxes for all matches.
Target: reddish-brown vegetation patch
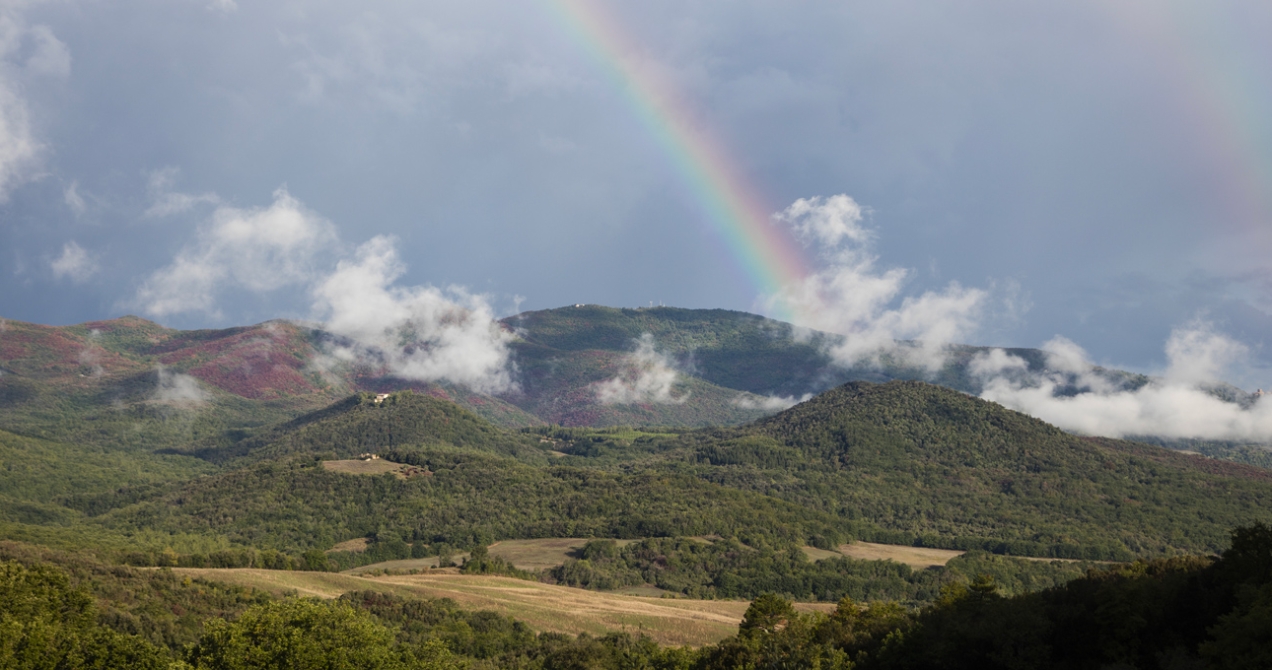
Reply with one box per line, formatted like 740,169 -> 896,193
158,323 -> 317,399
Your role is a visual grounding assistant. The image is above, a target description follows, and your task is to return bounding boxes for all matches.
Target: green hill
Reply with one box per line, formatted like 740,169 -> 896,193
175,391 -> 546,465
580,381 -> 1272,558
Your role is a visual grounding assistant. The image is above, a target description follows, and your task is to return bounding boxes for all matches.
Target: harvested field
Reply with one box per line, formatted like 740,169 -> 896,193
838,542 -> 964,568
343,555 -> 468,574
487,537 -> 638,571
166,568 -> 830,646
328,537 -> 370,553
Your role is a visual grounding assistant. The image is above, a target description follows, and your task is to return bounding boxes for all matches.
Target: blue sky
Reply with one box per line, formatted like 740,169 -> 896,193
2,0 -> 1271,389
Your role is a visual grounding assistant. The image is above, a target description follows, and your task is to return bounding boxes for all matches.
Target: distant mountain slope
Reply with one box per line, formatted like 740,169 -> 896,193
661,381 -> 1272,557
2,308 -> 1263,438
507,305 -> 844,397
50,381 -> 1272,564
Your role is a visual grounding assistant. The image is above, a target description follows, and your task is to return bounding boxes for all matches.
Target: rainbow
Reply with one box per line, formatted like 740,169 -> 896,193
545,0 -> 809,313
1099,4 -> 1272,250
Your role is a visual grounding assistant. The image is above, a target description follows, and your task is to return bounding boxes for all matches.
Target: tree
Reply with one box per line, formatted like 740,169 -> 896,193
739,593 -> 796,636
187,599 -> 407,670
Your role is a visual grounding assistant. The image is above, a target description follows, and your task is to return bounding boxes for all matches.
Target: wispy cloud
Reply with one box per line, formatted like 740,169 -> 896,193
143,167 -> 222,218
153,365 -> 210,405
24,24 -> 70,77
63,180 -> 86,216
135,188 -> 336,317
732,393 -> 811,411
0,5 -> 62,201
766,194 -> 988,372
593,333 -> 687,404
50,241 -> 98,282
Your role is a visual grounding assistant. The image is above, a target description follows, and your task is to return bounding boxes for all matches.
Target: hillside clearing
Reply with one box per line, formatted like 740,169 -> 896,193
837,542 -> 965,568
321,459 -> 431,479
487,537 -> 639,571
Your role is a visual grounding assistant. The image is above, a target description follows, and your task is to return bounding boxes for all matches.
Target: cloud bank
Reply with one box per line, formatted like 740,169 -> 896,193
974,323 -> 1272,442
767,194 -> 988,372
593,333 -> 687,405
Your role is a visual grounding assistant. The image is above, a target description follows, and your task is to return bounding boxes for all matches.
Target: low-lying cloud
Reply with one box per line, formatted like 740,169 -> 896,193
311,236 -> 515,394
593,334 -> 687,405
974,323 -> 1272,442
766,195 -> 988,372
136,189 -> 515,394
732,393 -> 811,411
153,365 -> 210,405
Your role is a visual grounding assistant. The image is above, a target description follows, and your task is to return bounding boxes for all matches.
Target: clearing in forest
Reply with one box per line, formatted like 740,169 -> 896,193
799,542 -> 965,568
167,568 -> 830,646
321,459 -> 431,479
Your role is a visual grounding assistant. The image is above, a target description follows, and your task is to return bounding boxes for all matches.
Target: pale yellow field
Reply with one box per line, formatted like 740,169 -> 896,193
838,542 -> 965,567
486,537 -> 640,571
168,568 -> 834,646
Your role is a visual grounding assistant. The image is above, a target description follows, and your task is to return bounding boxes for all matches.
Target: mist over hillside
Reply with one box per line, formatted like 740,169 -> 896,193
2,306 -> 1270,452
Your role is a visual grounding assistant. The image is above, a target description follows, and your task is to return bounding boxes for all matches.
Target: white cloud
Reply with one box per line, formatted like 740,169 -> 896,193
0,6 -> 68,201
24,25 -> 69,77
775,194 -> 871,249
153,365 -> 210,405
593,333 -> 687,405
50,240 -> 98,282
135,188 -> 337,317
1163,322 -> 1248,385
143,167 -> 221,218
311,236 -> 516,394
0,68 -> 38,202
766,194 -> 988,372
205,0 -> 237,14
63,180 -> 86,215
732,393 -> 811,411
974,323 -> 1272,442
138,188 -> 516,394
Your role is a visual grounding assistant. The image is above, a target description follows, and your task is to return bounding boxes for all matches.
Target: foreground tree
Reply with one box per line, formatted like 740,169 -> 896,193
187,599 -> 463,670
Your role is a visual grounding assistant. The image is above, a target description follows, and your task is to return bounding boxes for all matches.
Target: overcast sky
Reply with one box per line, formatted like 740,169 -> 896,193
2,0 -> 1270,388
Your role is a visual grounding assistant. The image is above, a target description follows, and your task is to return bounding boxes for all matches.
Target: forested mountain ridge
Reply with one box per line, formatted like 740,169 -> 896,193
661,381 -> 1272,557
2,306 -> 1263,436
43,382 -> 1272,566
